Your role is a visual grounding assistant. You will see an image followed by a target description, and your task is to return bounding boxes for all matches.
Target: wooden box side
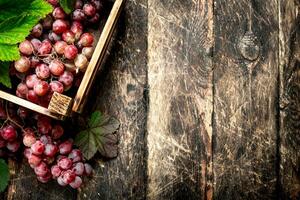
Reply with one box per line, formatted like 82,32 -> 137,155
72,0 -> 125,113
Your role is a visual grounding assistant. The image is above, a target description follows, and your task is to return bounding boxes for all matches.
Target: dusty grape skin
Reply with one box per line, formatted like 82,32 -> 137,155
59,71 -> 74,86
52,19 -> 69,34
1,125 -> 17,142
84,163 -> 93,176
33,81 -> 49,96
36,63 -> 50,79
54,41 -> 67,55
83,3 -> 96,17
49,59 -> 65,76
58,157 -> 73,170
31,23 -> 43,37
49,81 -> 64,94
31,140 -> 45,155
26,74 -> 39,89
72,162 -> 84,175
59,140 -> 73,155
52,7 -> 67,19
19,40 -> 34,56
64,45 -> 78,60
68,149 -> 82,163
38,40 -> 52,55
61,169 -> 76,184
44,143 -> 58,157
51,165 -> 62,178
69,176 -> 82,189
62,30 -> 76,44
14,56 -> 31,73
72,9 -> 86,21
57,176 -> 68,186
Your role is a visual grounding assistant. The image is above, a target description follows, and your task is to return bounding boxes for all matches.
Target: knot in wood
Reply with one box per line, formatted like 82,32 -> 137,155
238,31 -> 260,61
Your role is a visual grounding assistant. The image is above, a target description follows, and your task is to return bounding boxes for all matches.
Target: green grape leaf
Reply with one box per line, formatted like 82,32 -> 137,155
59,0 -> 76,14
0,62 -> 11,88
0,43 -> 19,61
0,159 -> 9,192
75,111 -> 120,160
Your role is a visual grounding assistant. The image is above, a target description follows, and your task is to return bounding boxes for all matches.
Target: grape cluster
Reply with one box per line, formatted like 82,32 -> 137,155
0,125 -> 21,156
23,115 -> 93,188
12,0 -> 102,108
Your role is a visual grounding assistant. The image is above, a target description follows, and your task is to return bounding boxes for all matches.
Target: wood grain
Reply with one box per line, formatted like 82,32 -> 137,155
213,0 -> 279,199
279,0 -> 300,199
147,0 -> 213,199
77,0 -> 148,199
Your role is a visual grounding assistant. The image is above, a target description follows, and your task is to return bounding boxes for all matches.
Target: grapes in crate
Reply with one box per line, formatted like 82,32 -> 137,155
12,0 -> 103,108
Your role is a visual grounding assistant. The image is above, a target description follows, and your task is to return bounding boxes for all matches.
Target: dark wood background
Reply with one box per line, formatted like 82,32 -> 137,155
1,0 -> 300,199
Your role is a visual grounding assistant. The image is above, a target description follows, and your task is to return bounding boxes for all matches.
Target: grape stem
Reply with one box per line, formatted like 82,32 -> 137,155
4,102 -> 25,132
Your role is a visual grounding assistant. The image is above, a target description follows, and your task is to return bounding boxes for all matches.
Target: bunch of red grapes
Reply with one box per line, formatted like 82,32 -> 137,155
23,115 -> 92,188
12,0 -> 102,108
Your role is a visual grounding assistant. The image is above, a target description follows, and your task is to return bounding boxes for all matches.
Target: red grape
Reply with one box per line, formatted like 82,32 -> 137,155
47,0 -> 58,6
59,140 -> 73,155
51,124 -> 64,139
83,3 -> 96,17
72,162 -> 84,175
64,45 -> 78,60
37,116 -> 52,135
88,13 -> 100,24
14,56 -> 31,73
48,31 -> 62,43
59,71 -> 74,86
44,143 -> 58,157
54,41 -> 68,55
30,56 -> 40,68
31,38 -> 42,52
23,132 -> 36,147
69,176 -> 82,189
17,83 -> 29,97
1,126 -> 17,142
52,7 -> 67,19
49,59 -> 65,76
52,19 -> 68,34
58,157 -> 73,170
61,169 -> 76,183
42,15 -> 53,30
84,163 -> 93,176
62,30 -> 75,44
75,0 -> 83,9
49,81 -> 64,94
51,165 -> 62,178
34,162 -> 49,177
64,61 -> 76,72
28,154 -> 42,167
38,39 -> 52,55
72,9 -> 86,21
74,54 -> 88,71
82,47 -> 94,59
6,141 -> 20,152
19,40 -> 34,56
78,33 -> 94,47
31,140 -> 45,155
36,63 -> 50,79
26,74 -> 39,89
70,21 -> 83,40
34,80 -> 49,96
57,176 -> 68,186
31,23 -> 43,37
27,90 -> 39,104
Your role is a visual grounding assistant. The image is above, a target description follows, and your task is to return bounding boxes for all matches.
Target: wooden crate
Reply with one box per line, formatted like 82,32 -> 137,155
0,0 -> 125,120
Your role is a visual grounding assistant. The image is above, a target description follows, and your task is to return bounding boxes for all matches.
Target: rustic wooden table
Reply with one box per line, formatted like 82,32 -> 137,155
1,0 -> 299,199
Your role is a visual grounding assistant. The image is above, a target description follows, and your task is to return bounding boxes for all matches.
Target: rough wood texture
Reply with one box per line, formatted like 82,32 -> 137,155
77,0 -> 148,199
213,0 -> 279,199
279,0 -> 300,199
48,92 -> 72,116
147,0 -> 213,199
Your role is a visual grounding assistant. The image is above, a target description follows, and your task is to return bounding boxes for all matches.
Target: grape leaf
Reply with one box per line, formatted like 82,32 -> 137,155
60,0 -> 76,14
0,159 -> 9,192
75,111 -> 120,160
0,44 -> 19,61
0,62 -> 11,88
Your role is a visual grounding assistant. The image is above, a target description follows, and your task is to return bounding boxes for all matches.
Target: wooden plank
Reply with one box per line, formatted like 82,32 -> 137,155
279,0 -> 300,199
77,0 -> 148,199
147,0 -> 213,199
213,0 -> 279,199
6,159 -> 77,200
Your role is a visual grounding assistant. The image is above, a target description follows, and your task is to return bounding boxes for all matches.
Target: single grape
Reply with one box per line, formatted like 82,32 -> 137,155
51,165 -> 62,178
52,19 -> 69,34
26,90 -> 40,104
68,149 -> 82,163
58,157 -> 73,170
1,125 -> 17,142
48,31 -> 62,43
71,21 -> 83,40
42,15 -> 53,30
83,3 -> 96,17
84,163 -> 93,176
64,61 -> 77,72
49,59 -> 65,76
64,45 -> 78,60
57,175 -> 68,186
23,132 -> 36,147
14,56 -> 31,73
52,7 -> 67,19
72,162 -> 84,175
34,162 -> 49,177
44,143 -> 58,157
19,40 -> 34,56
54,41 -> 68,55
72,9 -> 86,21
75,0 -> 83,9
26,74 -> 39,89
6,141 -> 20,152
31,140 -> 45,155
88,13 -> 100,24
34,80 -> 49,96
28,153 -> 42,167
78,33 -> 94,47
38,39 -> 52,55
49,81 -> 64,94
62,31 -> 76,44
61,169 -> 76,184
69,176 -> 82,189
17,83 -> 29,98
39,135 -> 52,144
31,38 -> 42,52
82,47 -> 94,59
17,107 -> 30,119
74,54 -> 88,71
22,127 -> 35,136
47,0 -> 58,6
31,23 -> 43,37
37,116 -> 52,135
59,140 -> 73,155
37,172 -> 51,183
36,63 -> 50,79
30,56 -> 40,68
51,124 -> 64,139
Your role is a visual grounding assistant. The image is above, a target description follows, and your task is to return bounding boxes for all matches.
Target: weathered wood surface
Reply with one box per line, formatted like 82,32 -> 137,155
279,0 -> 300,199
147,0 -> 213,199
2,0 -> 300,199
213,0 -> 279,199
